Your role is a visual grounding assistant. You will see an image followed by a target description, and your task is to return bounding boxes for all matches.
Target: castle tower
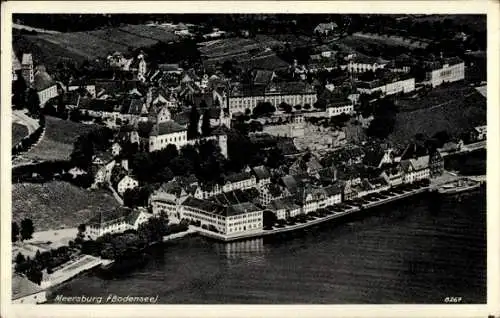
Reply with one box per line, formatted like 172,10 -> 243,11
21,53 -> 34,85
137,53 -> 147,82
217,134 -> 228,159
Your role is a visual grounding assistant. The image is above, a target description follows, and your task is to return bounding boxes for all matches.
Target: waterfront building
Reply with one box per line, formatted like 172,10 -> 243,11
12,275 -> 47,304
423,57 -> 465,87
354,178 -> 390,198
149,180 -> 192,221
194,172 -> 257,199
266,197 -> 302,220
380,163 -> 404,187
180,197 -> 263,235
85,207 -> 152,240
298,184 -> 342,214
117,175 -> 139,195
251,165 -> 271,189
429,150 -> 444,177
401,155 -> 430,184
260,183 -> 285,206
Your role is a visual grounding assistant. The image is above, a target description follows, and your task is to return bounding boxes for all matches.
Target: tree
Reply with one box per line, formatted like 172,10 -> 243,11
303,103 -> 311,110
263,210 -> 278,229
252,102 -> 276,118
26,89 -> 41,116
201,108 -> 211,137
12,72 -> 27,109
77,224 -> 86,235
187,104 -> 200,139
15,252 -> 25,265
279,102 -> 292,113
294,105 -> 302,111
20,218 -> 34,241
12,222 -> 20,242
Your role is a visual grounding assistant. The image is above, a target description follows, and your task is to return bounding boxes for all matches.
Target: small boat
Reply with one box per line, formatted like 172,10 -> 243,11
437,178 -> 481,195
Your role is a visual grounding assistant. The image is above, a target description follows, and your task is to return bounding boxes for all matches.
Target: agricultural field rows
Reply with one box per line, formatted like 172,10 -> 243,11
23,116 -> 97,162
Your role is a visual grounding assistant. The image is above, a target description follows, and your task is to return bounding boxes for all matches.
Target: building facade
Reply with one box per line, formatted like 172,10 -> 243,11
424,59 -> 465,87
117,175 -> 139,195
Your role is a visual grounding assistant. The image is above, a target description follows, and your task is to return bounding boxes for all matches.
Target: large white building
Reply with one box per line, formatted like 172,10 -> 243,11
401,155 -> 430,184
148,120 -> 189,152
194,172 -> 257,199
343,56 -> 388,73
327,100 -> 355,117
117,175 -> 139,195
356,77 -> 415,96
180,197 -> 263,235
423,58 -> 465,87
266,197 -> 302,220
214,82 -> 317,115
85,207 -> 152,240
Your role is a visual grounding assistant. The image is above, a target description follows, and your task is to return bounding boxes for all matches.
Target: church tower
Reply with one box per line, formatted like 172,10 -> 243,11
21,53 -> 34,85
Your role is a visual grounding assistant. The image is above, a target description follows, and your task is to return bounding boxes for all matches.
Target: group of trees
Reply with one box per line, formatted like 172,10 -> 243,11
11,219 -> 34,242
252,102 -> 277,118
129,139 -> 227,187
70,126 -> 114,170
80,215 -> 188,260
14,245 -> 75,285
366,98 -> 399,139
226,129 -> 286,172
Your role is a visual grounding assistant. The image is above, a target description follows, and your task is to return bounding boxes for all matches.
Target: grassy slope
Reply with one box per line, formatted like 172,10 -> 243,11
12,181 -> 119,231
12,123 -> 29,145
389,86 -> 486,146
24,116 -> 97,162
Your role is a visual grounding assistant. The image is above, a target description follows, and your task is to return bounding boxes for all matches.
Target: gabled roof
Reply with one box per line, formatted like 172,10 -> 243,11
251,165 -> 271,180
87,207 -> 133,226
150,120 -> 187,136
225,171 -> 254,183
267,197 -> 300,211
409,155 -> 429,171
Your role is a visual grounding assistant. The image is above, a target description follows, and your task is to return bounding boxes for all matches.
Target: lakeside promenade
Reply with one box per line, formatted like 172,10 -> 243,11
197,172 -> 482,242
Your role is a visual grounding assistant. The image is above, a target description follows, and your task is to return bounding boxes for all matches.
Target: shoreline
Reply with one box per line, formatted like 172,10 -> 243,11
196,185 -> 431,242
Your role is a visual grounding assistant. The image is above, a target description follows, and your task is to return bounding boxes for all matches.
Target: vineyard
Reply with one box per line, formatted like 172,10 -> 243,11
12,181 -> 119,231
389,87 -> 486,145
13,24 -> 179,72
24,116 -> 97,162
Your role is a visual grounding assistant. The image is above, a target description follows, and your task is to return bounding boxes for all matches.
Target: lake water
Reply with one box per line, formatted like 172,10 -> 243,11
47,189 -> 486,304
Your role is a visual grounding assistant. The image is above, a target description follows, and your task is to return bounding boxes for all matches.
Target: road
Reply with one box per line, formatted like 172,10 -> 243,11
440,140 -> 486,157
12,110 -> 39,134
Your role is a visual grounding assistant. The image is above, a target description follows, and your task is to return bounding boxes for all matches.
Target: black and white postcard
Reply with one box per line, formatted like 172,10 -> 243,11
1,1 -> 498,318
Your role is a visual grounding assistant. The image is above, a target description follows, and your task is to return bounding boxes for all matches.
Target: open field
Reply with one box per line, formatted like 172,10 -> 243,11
396,82 -> 474,112
23,116 -> 97,162
347,33 -> 430,49
13,24 -> 179,71
389,87 -> 486,145
12,181 -> 120,232
12,123 -> 29,145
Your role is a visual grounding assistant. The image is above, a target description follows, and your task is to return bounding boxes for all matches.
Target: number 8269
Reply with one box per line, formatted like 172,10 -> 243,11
444,297 -> 462,303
